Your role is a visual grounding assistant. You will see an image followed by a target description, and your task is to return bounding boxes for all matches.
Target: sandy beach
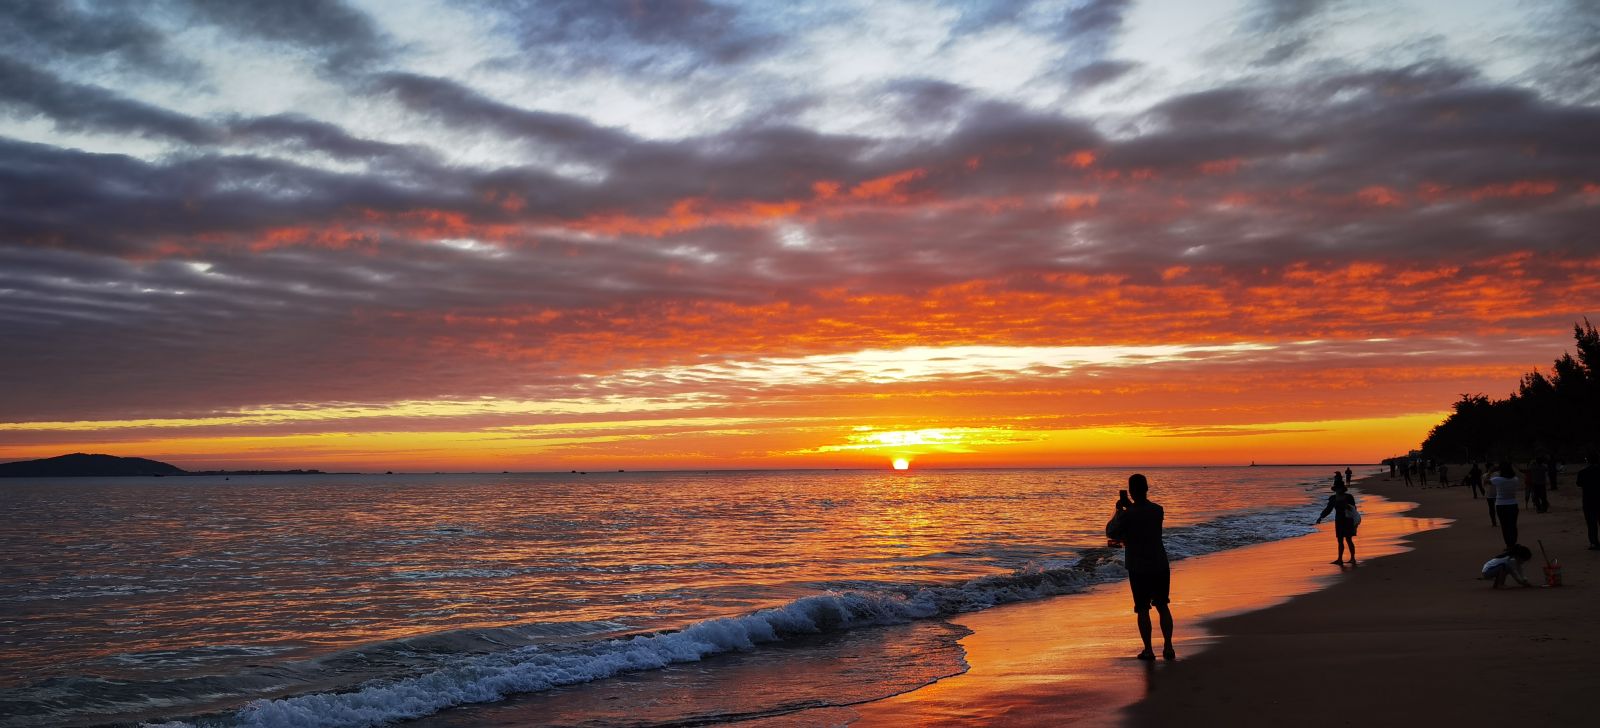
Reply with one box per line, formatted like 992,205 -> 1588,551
1125,470 -> 1597,727
836,469 -> 1597,726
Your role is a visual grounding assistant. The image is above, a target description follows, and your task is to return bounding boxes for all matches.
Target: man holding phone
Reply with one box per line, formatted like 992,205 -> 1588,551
1106,473 -> 1174,661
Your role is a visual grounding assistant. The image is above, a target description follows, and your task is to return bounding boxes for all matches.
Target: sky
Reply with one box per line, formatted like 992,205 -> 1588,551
2,0 -> 1598,471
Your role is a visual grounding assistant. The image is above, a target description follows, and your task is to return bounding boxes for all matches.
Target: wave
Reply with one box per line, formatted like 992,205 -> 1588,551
146,502 -> 1322,728
0,621 -> 633,728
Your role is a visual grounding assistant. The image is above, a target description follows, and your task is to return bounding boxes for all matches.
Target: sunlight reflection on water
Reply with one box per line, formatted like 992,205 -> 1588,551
0,466 -> 1347,726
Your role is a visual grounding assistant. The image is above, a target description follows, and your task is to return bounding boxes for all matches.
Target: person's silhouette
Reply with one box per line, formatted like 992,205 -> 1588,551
1481,544 -> 1534,588
1106,474 -> 1174,661
1577,453 -> 1600,550
1489,462 -> 1522,547
1525,458 -> 1549,513
1316,482 -> 1359,564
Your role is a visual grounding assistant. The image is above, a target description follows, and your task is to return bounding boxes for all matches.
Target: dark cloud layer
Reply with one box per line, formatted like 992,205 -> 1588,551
0,54 -> 217,143
371,72 -> 637,163
1,1 -> 1597,428
0,1 -> 188,75
1060,0 -> 1133,43
473,0 -> 777,76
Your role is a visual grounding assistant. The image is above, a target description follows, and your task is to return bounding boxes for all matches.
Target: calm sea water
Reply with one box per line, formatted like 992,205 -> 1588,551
0,466 -> 1346,727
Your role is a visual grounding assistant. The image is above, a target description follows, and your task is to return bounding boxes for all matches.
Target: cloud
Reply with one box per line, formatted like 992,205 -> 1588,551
369,72 -> 637,163
1,1 -> 1598,462
879,78 -> 974,124
1068,58 -> 1137,88
1251,0 -> 1340,32
471,0 -> 778,75
1060,0 -> 1133,44
1034,0 -> 1134,81
226,113 -> 435,166
0,54 -> 218,143
174,0 -> 394,70
0,1 -> 190,76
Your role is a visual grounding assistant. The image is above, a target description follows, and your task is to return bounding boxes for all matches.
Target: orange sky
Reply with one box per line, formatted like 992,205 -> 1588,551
3,260 -> 1583,471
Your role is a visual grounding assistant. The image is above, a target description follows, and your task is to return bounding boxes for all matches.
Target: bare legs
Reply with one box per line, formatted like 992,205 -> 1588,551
1136,605 -> 1176,660
1333,534 -> 1356,564
1158,605 -> 1175,659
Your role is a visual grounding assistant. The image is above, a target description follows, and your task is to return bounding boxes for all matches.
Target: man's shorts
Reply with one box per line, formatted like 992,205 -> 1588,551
1128,567 -> 1170,612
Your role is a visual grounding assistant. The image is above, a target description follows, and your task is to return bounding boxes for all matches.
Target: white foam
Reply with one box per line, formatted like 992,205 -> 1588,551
152,502 -> 1325,728
212,592 -> 938,728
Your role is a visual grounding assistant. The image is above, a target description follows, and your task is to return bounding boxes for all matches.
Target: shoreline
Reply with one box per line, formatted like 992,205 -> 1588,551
837,469 -> 1597,726
1121,470 -> 1597,726
832,477 -> 1447,726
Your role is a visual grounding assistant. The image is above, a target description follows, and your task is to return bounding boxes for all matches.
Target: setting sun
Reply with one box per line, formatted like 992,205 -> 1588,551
892,458 -> 911,470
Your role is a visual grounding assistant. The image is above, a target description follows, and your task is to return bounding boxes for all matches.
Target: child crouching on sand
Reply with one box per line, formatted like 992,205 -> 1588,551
1481,545 -> 1534,588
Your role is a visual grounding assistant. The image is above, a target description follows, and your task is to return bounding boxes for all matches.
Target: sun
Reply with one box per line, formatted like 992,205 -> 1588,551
892,457 -> 911,470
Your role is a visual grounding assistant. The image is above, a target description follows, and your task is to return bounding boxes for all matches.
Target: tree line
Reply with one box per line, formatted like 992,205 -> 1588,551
1420,320 -> 1600,463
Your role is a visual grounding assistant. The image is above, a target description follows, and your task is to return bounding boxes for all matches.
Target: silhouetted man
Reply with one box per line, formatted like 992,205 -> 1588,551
1578,453 -> 1600,550
1344,466 -> 1353,487
1107,473 -> 1174,661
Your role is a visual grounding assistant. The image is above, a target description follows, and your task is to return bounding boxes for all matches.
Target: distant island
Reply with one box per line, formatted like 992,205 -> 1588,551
0,453 -> 330,478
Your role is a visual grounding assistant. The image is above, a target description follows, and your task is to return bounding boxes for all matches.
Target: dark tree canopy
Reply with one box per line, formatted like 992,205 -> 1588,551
1420,321 -> 1600,462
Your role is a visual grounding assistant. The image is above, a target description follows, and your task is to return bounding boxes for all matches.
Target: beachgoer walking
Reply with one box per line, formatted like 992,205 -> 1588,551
1106,474 -> 1174,661
1525,459 -> 1549,513
1315,481 -> 1359,565
1490,463 -> 1522,548
1480,544 -> 1534,588
1577,453 -> 1600,551
1419,461 -> 1429,487
1438,463 -> 1449,487
1468,463 -> 1484,499
1344,467 -> 1353,487
1403,460 -> 1413,487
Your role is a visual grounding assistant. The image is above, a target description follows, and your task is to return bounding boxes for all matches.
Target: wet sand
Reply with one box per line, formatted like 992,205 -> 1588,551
844,471 -> 1597,726
1123,472 -> 1598,727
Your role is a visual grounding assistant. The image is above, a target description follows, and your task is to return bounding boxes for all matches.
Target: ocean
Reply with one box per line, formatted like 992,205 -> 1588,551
0,466 -> 1347,727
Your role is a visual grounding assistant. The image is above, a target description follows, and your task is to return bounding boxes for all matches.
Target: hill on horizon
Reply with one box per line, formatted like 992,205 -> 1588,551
0,453 -> 186,478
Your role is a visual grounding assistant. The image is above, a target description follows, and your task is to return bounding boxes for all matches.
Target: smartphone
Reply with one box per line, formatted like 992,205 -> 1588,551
1119,489 -> 1129,500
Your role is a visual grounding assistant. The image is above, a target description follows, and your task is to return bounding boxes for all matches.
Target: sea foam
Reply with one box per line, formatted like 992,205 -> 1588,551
154,502 -> 1320,728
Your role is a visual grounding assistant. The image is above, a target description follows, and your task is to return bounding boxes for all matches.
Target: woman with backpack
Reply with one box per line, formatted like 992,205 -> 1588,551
1315,481 -> 1360,565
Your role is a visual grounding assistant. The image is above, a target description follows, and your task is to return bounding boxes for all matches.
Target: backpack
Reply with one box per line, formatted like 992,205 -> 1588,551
1344,498 -> 1362,525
